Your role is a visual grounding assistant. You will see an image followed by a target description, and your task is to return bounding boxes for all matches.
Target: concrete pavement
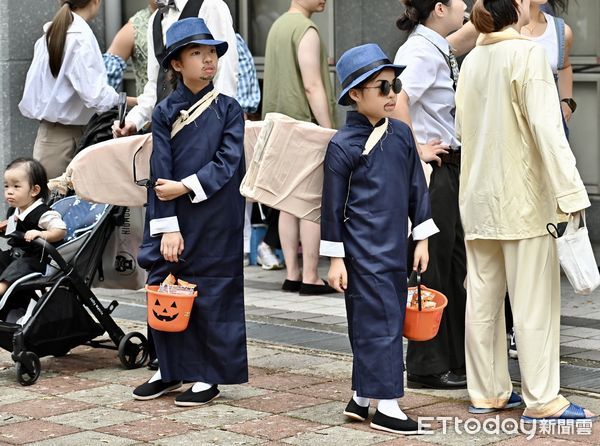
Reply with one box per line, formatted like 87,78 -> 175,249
0,261 -> 598,444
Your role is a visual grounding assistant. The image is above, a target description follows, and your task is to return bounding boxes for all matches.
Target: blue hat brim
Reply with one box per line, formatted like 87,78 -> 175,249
338,63 -> 405,106
161,39 -> 229,69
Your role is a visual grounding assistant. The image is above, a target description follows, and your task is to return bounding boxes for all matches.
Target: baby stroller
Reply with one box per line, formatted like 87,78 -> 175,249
0,196 -> 149,385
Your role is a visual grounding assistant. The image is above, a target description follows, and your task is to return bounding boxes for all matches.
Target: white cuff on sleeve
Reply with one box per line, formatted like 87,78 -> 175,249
150,216 -> 180,237
320,240 -> 345,258
412,218 -> 439,240
181,174 -> 208,203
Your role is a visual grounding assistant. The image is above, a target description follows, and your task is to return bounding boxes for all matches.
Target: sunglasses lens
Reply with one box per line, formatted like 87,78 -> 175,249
393,78 -> 402,94
380,81 -> 391,96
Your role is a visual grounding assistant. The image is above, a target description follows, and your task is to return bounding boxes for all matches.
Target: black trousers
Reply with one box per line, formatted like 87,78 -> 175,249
406,162 -> 467,376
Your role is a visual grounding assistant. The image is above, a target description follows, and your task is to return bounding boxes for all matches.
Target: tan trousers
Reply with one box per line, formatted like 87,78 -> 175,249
33,121 -> 85,179
465,235 -> 569,418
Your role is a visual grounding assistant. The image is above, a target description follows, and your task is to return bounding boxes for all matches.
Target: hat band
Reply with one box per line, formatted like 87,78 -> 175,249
341,58 -> 393,89
165,33 -> 215,54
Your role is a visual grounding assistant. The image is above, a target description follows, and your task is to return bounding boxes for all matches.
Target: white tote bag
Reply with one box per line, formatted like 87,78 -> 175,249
548,211 -> 600,295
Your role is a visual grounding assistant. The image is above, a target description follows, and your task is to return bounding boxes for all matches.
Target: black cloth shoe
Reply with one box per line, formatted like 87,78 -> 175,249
370,409 -> 422,435
282,279 -> 302,292
299,279 -> 338,295
174,384 -> 220,407
133,379 -> 182,400
147,358 -> 159,371
407,371 -> 467,389
343,398 -> 369,421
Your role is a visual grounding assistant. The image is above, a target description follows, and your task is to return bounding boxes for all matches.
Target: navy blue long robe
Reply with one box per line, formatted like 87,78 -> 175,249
138,82 -> 248,385
321,111 -> 434,399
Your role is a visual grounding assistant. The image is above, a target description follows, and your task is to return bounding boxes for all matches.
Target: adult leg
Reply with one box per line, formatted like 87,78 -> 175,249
465,239 -> 513,409
504,236 -> 569,418
278,211 -> 301,281
407,164 -> 466,380
33,121 -> 84,179
299,219 -> 321,285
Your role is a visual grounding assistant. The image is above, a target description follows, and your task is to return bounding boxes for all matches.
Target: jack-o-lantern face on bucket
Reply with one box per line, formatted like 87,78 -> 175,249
152,298 -> 179,322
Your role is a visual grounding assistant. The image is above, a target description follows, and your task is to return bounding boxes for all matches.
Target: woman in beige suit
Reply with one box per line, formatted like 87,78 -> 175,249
455,0 -> 594,423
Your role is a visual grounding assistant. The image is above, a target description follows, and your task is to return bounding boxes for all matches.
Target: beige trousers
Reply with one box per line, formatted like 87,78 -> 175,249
465,235 -> 569,418
33,121 -> 85,179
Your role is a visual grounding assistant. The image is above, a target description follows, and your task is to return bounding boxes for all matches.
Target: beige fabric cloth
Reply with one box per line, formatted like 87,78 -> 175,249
171,90 -> 218,137
240,113 -> 336,222
465,235 -> 569,418
68,133 -> 153,207
244,120 -> 263,171
455,28 -> 589,241
33,121 -> 85,180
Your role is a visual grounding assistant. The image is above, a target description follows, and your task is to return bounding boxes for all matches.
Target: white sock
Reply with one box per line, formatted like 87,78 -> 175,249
148,369 -> 161,383
377,399 -> 407,420
353,391 -> 369,407
191,381 -> 212,392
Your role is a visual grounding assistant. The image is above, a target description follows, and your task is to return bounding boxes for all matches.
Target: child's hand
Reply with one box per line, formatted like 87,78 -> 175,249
24,230 -> 43,242
328,257 -> 348,293
154,179 -> 189,201
161,231 -> 184,262
413,239 -> 429,273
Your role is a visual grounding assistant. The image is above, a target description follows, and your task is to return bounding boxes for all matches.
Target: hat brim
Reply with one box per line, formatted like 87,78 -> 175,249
338,64 -> 406,106
161,40 -> 229,69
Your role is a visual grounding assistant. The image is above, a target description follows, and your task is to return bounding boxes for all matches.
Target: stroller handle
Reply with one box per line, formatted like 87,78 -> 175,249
3,231 -> 68,271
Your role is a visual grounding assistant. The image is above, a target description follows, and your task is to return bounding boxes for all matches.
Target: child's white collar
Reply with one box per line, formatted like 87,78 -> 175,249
13,198 -> 44,221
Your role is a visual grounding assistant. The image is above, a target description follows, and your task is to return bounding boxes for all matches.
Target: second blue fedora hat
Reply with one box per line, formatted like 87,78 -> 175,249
161,17 -> 228,69
336,44 -> 405,106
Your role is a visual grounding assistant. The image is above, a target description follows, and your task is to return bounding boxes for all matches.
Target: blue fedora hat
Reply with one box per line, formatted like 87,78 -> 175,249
161,17 -> 228,69
336,44 -> 405,106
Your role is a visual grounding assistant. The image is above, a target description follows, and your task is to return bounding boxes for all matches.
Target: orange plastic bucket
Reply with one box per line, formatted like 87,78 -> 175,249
404,278 -> 447,341
146,285 -> 197,332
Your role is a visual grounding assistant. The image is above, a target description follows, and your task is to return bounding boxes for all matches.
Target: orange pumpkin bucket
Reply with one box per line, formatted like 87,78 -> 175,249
404,272 -> 447,342
146,285 -> 197,332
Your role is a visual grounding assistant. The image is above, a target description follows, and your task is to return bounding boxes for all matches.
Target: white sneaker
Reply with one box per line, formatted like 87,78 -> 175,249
256,242 -> 283,270
508,327 -> 518,359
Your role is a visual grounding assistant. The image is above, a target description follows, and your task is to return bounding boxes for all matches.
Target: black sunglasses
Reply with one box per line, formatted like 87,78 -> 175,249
360,78 -> 402,96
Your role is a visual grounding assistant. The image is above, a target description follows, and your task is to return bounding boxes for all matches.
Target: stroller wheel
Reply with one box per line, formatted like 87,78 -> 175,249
118,332 -> 149,369
16,351 -> 41,386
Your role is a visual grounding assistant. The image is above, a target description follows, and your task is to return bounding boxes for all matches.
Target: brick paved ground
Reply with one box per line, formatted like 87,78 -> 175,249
0,318 -> 599,445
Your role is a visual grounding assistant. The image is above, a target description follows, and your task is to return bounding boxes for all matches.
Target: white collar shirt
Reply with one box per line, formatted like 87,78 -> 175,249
394,24 -> 460,149
126,0 -> 239,130
18,13 -> 120,126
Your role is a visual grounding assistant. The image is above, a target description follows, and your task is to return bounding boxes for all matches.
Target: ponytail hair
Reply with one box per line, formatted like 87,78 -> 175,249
396,0 -> 451,33
471,0 -> 519,34
46,0 -> 94,78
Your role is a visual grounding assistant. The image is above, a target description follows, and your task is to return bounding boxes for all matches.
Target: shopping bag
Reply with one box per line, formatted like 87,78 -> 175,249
93,207 -> 147,290
547,210 -> 600,295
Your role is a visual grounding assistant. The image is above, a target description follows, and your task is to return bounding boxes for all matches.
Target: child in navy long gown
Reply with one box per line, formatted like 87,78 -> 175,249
320,44 -> 439,434
133,18 -> 247,406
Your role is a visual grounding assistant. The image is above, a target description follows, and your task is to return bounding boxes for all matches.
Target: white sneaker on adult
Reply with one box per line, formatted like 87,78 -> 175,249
256,242 -> 283,270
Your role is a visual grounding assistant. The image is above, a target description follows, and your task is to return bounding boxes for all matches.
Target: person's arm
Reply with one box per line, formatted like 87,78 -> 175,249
179,102 -> 245,203
27,210 -> 67,243
66,39 -> 120,112
297,27 -> 332,128
447,20 -> 478,57
520,46 -> 590,214
114,11 -> 160,136
393,91 -> 449,165
202,2 -> 238,97
320,141 -> 353,292
558,24 -> 574,122
107,21 -> 135,61
404,126 -> 439,273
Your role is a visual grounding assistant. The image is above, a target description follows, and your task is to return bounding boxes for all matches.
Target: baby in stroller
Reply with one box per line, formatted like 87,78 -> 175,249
0,158 -> 66,301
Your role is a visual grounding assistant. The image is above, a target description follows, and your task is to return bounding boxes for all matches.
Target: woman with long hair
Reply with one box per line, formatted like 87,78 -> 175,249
19,0 -> 120,179
456,0 -> 595,423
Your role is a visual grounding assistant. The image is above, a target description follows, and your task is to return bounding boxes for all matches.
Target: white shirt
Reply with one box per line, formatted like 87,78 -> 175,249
394,24 -> 460,149
530,12 -> 559,75
19,13 -> 120,126
11,199 -> 66,232
126,0 -> 239,130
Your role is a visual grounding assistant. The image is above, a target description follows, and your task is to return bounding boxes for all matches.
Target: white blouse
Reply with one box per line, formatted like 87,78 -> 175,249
19,13 -> 119,126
